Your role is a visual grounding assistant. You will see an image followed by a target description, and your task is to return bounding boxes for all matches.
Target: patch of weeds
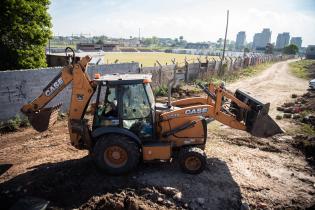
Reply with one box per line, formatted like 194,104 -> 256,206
289,59 -> 315,79
202,62 -> 274,85
186,86 -> 201,94
154,85 -> 168,96
299,110 -> 313,118
299,124 -> 315,136
0,115 -> 30,132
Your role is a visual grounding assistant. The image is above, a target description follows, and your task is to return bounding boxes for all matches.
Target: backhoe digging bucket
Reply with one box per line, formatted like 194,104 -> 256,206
231,90 -> 283,138
26,104 -> 61,132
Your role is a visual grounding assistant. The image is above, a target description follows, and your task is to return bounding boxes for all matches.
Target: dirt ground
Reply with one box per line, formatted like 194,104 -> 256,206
1,60 -> 315,210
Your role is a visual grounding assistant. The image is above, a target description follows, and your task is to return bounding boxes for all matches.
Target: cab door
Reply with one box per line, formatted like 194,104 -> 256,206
93,85 -> 119,128
120,83 -> 153,141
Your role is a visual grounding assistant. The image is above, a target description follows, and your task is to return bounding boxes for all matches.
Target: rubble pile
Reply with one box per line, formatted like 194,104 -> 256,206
79,187 -> 185,210
277,89 -> 315,166
277,90 -> 315,127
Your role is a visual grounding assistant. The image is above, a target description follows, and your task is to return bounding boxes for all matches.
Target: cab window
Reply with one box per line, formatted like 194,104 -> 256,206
121,84 -> 152,139
121,84 -> 150,119
93,86 -> 119,127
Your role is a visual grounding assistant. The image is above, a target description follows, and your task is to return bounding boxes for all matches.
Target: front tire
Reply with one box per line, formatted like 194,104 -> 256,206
178,147 -> 206,174
94,134 -> 140,175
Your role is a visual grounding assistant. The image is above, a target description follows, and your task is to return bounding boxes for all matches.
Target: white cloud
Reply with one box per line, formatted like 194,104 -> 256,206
49,0 -> 315,46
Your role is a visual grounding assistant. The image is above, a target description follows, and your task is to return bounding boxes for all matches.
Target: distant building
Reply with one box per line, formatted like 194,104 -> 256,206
252,33 -> 261,50
158,38 -> 175,46
77,43 -> 102,51
290,37 -> 302,48
306,45 -> 315,59
76,43 -> 119,51
121,38 -> 140,47
185,43 -> 210,49
102,43 -> 120,52
235,31 -> 246,50
252,28 -> 271,50
275,32 -> 290,49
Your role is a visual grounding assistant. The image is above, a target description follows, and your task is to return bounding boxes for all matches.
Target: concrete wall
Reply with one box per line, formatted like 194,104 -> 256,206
0,63 -> 139,121
142,64 -> 175,87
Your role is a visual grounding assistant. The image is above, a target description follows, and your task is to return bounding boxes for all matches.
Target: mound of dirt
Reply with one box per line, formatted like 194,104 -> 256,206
0,155 -> 185,210
292,135 -> 315,167
80,187 -> 184,210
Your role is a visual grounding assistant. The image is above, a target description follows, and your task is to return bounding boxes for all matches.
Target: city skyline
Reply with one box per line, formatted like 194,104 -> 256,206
49,0 -> 315,47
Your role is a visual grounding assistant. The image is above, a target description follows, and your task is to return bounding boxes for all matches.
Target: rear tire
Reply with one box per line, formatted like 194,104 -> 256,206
178,147 -> 206,174
94,134 -> 140,175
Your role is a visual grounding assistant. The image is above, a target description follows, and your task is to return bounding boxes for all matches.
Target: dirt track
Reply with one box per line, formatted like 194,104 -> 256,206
1,60 -> 315,209
228,60 -> 307,117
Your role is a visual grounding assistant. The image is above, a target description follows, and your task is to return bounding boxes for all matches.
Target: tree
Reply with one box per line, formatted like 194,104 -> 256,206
174,38 -> 179,45
143,38 -> 153,46
179,36 -> 184,43
227,40 -> 235,51
244,48 -> 250,53
216,38 -> 223,49
151,36 -> 158,45
265,43 -> 274,54
282,44 -> 299,55
96,39 -> 104,45
0,0 -> 52,70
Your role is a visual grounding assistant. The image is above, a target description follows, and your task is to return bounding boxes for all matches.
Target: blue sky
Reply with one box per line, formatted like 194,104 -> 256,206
49,0 -> 315,46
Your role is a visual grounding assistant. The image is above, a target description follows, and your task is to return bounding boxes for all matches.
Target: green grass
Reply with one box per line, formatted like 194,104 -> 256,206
299,124 -> 315,136
0,115 -> 30,132
196,62 -> 274,85
153,85 -> 168,96
289,59 -> 315,79
103,52 -> 215,67
299,110 -> 313,118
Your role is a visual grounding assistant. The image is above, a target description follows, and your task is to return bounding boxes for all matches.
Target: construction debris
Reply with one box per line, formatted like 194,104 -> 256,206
277,89 -> 315,124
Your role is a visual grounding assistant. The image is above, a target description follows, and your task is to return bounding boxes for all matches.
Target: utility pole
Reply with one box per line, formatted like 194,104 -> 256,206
138,28 -> 141,47
219,10 -> 229,76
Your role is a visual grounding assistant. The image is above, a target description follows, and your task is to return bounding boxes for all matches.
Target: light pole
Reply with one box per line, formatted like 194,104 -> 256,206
219,10 -> 229,76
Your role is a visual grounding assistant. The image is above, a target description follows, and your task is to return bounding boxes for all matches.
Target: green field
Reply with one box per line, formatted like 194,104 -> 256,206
103,52 -> 213,67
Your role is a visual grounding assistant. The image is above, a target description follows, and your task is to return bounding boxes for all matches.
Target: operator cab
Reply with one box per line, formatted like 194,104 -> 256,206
92,74 -> 155,141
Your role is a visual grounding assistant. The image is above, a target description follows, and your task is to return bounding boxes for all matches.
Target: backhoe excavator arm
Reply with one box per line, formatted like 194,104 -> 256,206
21,55 -> 96,150
160,83 -> 282,138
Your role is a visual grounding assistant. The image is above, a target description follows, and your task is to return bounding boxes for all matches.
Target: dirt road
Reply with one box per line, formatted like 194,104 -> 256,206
1,60 -> 314,210
228,59 -> 307,116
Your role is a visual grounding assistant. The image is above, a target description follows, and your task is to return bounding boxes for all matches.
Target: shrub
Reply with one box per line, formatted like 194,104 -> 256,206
154,85 -> 168,96
0,115 -> 30,132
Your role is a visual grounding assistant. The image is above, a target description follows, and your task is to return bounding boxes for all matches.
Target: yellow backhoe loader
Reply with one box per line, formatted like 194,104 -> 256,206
21,48 -> 282,175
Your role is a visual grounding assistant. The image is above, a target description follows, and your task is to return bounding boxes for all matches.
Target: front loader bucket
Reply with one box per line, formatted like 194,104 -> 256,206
26,104 -> 61,132
246,103 -> 283,137
231,90 -> 283,138
250,110 -> 283,137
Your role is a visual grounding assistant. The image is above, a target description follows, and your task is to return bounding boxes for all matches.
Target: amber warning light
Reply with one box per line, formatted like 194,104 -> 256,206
94,73 -> 101,79
143,78 -> 152,83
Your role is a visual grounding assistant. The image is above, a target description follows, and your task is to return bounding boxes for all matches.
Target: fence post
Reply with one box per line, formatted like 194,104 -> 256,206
184,58 -> 189,82
156,60 -> 163,85
228,57 -> 233,71
171,58 -> 176,65
197,57 -> 202,79
205,56 -> 209,76
138,63 -> 143,73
